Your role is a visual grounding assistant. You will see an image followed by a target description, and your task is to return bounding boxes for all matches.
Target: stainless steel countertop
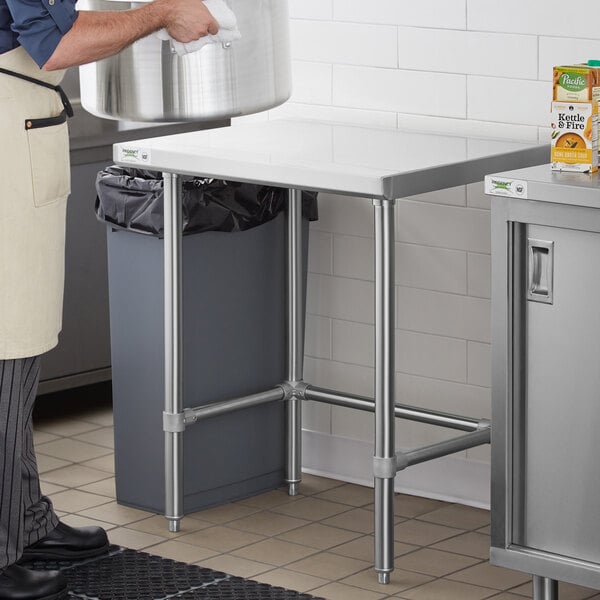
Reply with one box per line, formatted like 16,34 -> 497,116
486,163 -> 600,209
114,119 -> 549,199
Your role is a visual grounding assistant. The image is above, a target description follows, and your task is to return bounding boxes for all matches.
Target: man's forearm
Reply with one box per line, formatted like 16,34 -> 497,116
43,3 -> 168,71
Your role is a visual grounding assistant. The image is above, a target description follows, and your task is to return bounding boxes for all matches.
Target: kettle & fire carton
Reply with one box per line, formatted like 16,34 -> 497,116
551,101 -> 598,173
552,63 -> 599,172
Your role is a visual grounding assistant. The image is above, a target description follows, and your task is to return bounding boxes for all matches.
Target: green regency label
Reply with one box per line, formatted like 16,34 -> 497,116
484,176 -> 528,199
117,146 -> 152,164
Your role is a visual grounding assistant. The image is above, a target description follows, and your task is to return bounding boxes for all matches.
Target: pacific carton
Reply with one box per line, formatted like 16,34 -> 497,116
554,65 -> 600,108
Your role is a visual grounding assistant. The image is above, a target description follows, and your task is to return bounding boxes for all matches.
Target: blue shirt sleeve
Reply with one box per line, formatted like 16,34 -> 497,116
6,0 -> 77,67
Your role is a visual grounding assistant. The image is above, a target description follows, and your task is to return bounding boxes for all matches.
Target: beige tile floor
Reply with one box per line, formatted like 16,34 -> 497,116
31,388 -> 600,600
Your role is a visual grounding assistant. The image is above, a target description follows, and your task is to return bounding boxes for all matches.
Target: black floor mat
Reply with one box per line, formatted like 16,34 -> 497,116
23,546 -> 324,600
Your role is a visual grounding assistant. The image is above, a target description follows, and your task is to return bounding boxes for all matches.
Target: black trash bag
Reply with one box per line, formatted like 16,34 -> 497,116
95,166 -> 318,237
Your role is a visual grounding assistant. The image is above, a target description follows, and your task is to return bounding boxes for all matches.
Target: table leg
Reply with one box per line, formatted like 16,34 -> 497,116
533,576 -> 559,600
163,172 -> 184,532
373,198 -> 396,584
286,189 -> 304,496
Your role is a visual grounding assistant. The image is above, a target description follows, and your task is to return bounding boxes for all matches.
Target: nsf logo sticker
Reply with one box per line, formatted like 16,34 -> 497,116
118,146 -> 151,164
484,176 -> 528,199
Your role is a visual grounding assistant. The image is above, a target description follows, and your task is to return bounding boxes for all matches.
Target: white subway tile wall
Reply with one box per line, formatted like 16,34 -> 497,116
289,62 -> 332,105
334,0 -> 467,30
467,253 -> 491,299
397,28 -> 538,80
539,37 -> 600,81
288,0 -> 332,20
291,21 -> 398,67
307,231 -> 333,276
467,76 -> 551,127
270,102 -> 398,128
467,0 -> 599,38
279,0 -> 595,491
333,65 -> 467,118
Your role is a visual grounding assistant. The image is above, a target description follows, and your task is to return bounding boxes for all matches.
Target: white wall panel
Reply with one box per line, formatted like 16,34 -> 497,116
305,315 -> 332,360
269,103 -> 398,128
302,401 -> 332,435
335,0 -> 467,30
468,76 -> 551,127
308,231 -> 333,275
538,37 -> 600,81
397,28 -> 537,79
332,320 -> 374,367
395,372 -> 491,419
467,253 -> 491,299
291,20 -> 398,68
307,357 -> 374,398
311,194 -> 374,238
397,287 -> 490,343
333,235 -> 373,281
467,342 -> 491,388
334,66 -> 467,118
466,182 -> 490,210
468,0 -> 600,38
395,330 -> 467,383
289,0 -> 332,20
306,274 -> 374,324
396,201 -> 491,253
290,61 -> 332,105
396,113 -> 540,142
331,406 -> 374,443
396,243 -> 467,295
405,186 -> 467,208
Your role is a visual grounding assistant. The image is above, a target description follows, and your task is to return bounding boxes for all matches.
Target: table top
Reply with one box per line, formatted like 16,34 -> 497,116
114,119 -> 549,199
70,102 -> 228,165
486,164 -> 600,209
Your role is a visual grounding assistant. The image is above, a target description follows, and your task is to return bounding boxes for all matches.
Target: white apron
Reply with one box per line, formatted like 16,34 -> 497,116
0,47 -> 70,359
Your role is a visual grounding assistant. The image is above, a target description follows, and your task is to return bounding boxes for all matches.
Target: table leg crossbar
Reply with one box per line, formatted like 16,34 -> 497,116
304,385 -> 488,432
162,180 -> 491,582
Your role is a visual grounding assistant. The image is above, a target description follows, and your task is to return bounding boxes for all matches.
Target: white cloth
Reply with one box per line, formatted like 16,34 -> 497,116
156,0 -> 241,56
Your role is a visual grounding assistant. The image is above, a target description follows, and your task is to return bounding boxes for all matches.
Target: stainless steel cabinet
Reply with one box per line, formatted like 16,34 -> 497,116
488,165 -> 600,598
523,225 -> 600,566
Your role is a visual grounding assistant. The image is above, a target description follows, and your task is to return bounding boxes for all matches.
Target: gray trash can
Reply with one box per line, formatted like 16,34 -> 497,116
97,169 -> 315,513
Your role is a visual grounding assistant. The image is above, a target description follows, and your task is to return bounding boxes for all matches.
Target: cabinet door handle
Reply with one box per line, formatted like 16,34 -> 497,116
527,238 -> 554,305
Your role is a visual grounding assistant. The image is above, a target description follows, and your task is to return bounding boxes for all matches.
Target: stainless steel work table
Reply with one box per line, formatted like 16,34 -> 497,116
113,119 -> 548,583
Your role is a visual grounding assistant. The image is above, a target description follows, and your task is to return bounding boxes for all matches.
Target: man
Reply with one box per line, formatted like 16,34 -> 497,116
0,1 -> 219,598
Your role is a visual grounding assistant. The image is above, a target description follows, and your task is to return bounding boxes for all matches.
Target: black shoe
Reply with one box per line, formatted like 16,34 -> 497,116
21,522 -> 109,561
0,564 -> 67,600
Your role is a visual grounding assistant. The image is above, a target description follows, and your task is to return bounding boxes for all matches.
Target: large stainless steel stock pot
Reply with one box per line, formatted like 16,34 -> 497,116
79,0 -> 291,121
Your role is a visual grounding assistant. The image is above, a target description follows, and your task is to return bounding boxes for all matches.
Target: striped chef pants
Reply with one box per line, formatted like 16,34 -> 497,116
0,357 -> 59,569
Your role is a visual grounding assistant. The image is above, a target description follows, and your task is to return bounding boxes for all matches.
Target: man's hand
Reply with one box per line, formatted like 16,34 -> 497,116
158,0 -> 219,43
43,0 -> 220,70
